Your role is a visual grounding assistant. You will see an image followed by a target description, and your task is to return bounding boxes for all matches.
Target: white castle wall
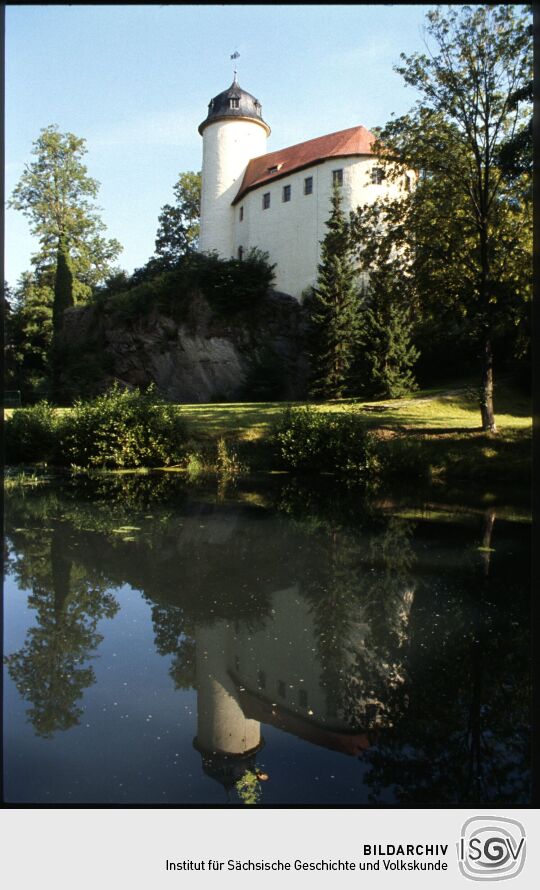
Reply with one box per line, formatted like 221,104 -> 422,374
232,155 -> 407,299
199,118 -> 268,259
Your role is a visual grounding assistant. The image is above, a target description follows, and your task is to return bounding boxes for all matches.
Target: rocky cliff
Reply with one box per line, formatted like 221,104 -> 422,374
59,288 -> 309,403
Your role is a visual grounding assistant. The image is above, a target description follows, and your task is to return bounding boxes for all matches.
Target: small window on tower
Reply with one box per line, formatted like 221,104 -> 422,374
282,184 -> 291,202
239,206 -> 244,221
229,97 -> 240,109
304,176 -> 313,195
371,167 -> 385,185
263,192 -> 271,210
238,246 -> 244,261
332,168 -> 343,187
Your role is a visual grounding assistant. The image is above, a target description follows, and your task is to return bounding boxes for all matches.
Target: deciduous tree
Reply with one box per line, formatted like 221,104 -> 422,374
154,170 -> 201,265
9,125 -> 122,302
374,5 -> 532,431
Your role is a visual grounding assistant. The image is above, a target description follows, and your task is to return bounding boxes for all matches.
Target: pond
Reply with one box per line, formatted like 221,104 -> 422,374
3,473 -> 531,805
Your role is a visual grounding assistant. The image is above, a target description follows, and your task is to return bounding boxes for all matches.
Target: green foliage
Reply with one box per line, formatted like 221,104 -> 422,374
4,401 -> 58,464
307,184 -> 361,398
100,248 -> 276,321
5,386 -> 187,469
350,201 -> 419,399
60,385 -> 187,469
234,770 -> 263,805
8,124 -> 122,293
4,271 -> 54,401
240,344 -> 289,401
374,4 -> 532,429
273,407 -> 377,477
53,236 -> 75,330
154,171 -> 201,265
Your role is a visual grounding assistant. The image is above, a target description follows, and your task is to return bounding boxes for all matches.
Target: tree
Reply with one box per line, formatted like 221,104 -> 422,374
154,170 -> 201,266
5,271 -> 54,400
52,235 -> 74,330
374,5 -> 532,431
8,125 -> 122,302
307,183 -> 361,399
350,200 -> 419,398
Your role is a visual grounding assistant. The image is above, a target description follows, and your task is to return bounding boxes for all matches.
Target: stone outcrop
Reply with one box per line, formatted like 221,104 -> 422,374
59,289 -> 309,403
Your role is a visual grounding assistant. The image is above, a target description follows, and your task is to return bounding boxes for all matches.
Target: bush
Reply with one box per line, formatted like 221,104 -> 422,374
273,406 -> 378,476
99,249 -> 276,323
4,401 -> 59,464
60,384 -> 187,469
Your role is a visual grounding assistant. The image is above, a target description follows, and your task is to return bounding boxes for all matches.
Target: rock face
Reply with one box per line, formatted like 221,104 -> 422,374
60,289 -> 309,403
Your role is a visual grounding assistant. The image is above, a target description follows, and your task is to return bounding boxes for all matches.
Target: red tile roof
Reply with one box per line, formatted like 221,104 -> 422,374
232,125 -> 375,204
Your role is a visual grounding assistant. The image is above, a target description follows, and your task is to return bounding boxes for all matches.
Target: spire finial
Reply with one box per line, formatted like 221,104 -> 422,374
230,50 -> 240,83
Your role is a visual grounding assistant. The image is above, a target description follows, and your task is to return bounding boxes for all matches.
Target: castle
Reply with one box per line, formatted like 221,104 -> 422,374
198,77 -> 412,299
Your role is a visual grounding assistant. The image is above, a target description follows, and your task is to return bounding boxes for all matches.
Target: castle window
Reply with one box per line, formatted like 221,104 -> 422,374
304,176 -> 313,195
263,192 -> 270,210
238,246 -> 243,261
239,206 -> 244,221
371,167 -> 385,185
332,168 -> 343,186
229,97 -> 240,109
282,184 -> 291,202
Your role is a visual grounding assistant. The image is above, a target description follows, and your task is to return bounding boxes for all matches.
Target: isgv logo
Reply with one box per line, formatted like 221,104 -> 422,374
458,816 -> 526,881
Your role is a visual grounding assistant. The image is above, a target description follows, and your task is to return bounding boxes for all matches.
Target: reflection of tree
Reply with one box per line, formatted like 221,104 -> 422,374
304,515 -> 415,732
364,509 -> 531,804
4,526 -> 118,738
150,603 -> 197,691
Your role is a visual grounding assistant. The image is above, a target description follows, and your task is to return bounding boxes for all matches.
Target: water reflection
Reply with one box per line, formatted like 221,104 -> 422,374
3,477 -> 531,804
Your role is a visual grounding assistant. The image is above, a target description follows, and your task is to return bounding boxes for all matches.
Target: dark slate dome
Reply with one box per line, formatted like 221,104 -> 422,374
198,78 -> 270,135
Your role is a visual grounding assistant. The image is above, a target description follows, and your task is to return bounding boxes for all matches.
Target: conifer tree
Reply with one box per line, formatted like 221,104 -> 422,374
308,183 -> 360,399
53,236 -> 74,332
350,200 -> 419,399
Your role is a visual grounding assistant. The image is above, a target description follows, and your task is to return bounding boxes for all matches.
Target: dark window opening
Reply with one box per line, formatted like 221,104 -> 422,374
229,98 -> 240,109
371,166 -> 385,185
238,246 -> 243,261
332,168 -> 343,186
304,176 -> 313,195
239,206 -> 244,221
282,184 -> 291,202
263,192 -> 270,209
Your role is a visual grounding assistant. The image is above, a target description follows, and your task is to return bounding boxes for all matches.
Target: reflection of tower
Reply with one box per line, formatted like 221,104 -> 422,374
193,621 -> 264,794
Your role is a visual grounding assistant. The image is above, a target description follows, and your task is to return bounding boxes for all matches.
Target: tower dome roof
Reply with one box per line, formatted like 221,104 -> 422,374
198,79 -> 270,135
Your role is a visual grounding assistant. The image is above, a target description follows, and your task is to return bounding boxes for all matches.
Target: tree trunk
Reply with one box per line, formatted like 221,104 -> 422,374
480,335 -> 497,432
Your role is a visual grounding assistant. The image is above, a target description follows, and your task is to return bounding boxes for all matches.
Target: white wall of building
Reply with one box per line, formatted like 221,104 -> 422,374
199,118 -> 268,259
232,156 -> 407,299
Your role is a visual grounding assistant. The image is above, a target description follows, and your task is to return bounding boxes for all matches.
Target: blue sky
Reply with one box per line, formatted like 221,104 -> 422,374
5,3 -> 435,286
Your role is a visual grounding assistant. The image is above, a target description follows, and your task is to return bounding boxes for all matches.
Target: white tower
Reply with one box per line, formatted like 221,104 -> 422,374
198,77 -> 270,258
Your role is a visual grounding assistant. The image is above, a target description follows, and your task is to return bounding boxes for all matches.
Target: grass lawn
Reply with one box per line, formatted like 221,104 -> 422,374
178,379 -> 531,442
4,379 -> 531,484
177,380 -> 531,484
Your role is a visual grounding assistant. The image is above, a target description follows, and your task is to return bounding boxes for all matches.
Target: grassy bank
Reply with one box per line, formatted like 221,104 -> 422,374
4,380 -> 531,485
